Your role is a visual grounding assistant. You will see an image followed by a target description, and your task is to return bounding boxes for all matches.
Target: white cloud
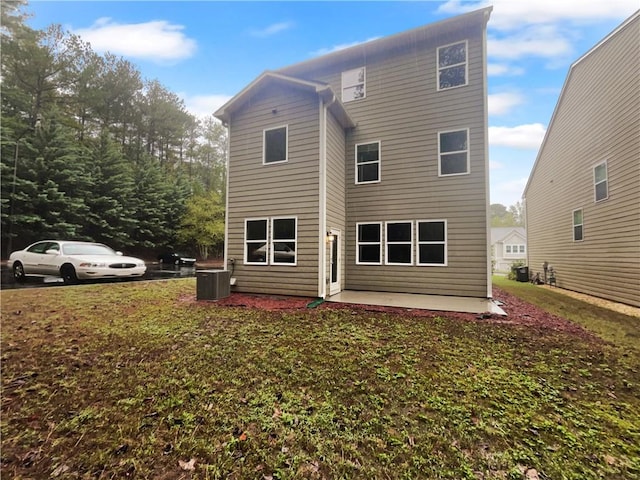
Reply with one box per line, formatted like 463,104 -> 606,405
249,21 -> 294,38
491,177 -> 529,205
488,25 -> 573,61
489,124 -> 546,150
487,63 -> 524,76
181,94 -> 233,119
438,0 -> 638,30
488,92 -> 524,116
75,18 -> 196,63
313,37 -> 380,56
490,160 -> 504,170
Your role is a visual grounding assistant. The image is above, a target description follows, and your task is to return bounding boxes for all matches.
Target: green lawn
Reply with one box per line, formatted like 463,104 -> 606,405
1,279 -> 639,479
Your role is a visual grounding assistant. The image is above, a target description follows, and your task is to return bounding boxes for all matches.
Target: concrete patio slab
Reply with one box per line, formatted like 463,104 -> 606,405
327,290 -> 506,315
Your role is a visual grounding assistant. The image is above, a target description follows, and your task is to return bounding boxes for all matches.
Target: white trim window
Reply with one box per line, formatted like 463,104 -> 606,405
437,40 -> 468,90
385,221 -> 413,265
573,209 -> 584,242
505,244 -> 526,255
271,217 -> 297,265
417,220 -> 447,266
356,222 -> 382,264
438,129 -> 469,176
263,125 -> 288,164
245,218 -> 269,264
355,141 -> 381,184
342,67 -> 366,102
594,161 -> 608,202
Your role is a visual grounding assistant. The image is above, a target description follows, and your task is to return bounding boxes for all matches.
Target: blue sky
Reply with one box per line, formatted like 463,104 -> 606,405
27,0 -> 638,206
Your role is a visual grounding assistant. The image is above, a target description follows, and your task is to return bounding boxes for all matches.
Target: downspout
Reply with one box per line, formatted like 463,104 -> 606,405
482,10 -> 493,299
318,97 -> 328,298
223,120 -> 231,274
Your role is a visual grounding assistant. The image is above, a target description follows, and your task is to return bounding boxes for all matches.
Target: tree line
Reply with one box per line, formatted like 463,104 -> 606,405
0,0 -> 226,259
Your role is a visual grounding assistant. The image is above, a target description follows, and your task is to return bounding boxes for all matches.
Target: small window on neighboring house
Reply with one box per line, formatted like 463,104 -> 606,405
437,41 -> 467,90
506,245 -> 512,254
594,162 -> 608,202
573,209 -> 584,242
519,245 -> 526,254
357,223 -> 382,264
342,67 -> 366,102
263,126 -> 287,164
417,220 -> 447,266
271,217 -> 297,265
386,222 -> 413,265
356,142 -> 380,184
439,129 -> 469,176
245,219 -> 268,264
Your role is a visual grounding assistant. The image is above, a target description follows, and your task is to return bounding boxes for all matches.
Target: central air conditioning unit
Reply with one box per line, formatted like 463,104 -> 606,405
196,270 -> 231,301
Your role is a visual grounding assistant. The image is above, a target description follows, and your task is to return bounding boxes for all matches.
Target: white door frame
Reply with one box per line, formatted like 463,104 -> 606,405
328,228 -> 341,295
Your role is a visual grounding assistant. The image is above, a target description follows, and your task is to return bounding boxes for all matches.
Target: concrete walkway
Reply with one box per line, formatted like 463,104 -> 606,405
327,290 -> 506,315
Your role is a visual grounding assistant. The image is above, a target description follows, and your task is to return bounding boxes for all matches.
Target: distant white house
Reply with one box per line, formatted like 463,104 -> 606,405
491,227 -> 526,273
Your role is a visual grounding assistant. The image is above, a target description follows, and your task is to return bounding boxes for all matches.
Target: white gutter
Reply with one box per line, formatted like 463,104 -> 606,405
223,122 -> 231,274
318,97 -> 327,298
482,12 -> 492,299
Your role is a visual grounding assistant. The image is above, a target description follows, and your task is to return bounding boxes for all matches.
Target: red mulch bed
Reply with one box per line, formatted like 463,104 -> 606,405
192,286 -> 597,340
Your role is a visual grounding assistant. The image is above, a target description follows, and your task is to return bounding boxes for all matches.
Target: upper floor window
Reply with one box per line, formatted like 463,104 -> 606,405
594,162 -> 608,202
437,41 -> 467,90
417,220 -> 447,266
356,222 -> 382,264
356,141 -> 381,184
271,217 -> 297,265
573,209 -> 584,242
438,129 -> 469,176
263,126 -> 288,164
342,67 -> 366,102
385,222 -> 413,265
505,244 -> 526,255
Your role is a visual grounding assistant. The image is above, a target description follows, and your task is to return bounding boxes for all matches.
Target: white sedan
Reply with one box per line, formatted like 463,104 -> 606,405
9,240 -> 147,284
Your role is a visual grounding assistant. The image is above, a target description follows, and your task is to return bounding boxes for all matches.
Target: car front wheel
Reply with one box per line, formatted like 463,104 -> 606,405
13,262 -> 25,283
61,264 -> 78,285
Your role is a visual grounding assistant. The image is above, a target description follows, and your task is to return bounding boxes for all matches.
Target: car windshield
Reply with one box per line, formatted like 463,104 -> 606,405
62,243 -> 115,256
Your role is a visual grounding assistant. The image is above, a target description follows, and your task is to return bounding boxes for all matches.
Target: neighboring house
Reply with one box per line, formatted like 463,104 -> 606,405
491,227 -> 526,273
214,7 -> 493,300
523,10 -> 640,307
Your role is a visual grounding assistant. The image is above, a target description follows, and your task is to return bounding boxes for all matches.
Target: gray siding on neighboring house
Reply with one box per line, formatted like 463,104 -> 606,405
226,84 -> 321,296
283,23 -> 489,297
524,13 -> 640,307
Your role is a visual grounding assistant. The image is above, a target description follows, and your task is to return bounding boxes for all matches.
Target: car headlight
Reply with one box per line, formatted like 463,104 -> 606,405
79,262 -> 107,268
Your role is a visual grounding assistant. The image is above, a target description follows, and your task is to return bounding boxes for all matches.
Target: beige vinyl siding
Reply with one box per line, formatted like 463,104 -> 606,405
325,109 -> 347,289
227,84 -> 320,296
525,14 -> 640,307
294,25 -> 488,297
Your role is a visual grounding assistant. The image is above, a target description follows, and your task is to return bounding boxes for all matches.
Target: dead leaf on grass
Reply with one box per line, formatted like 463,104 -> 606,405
604,454 -> 617,465
178,458 -> 196,471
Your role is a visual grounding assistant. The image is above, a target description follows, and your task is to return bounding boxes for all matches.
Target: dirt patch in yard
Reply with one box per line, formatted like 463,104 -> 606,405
189,286 -> 598,341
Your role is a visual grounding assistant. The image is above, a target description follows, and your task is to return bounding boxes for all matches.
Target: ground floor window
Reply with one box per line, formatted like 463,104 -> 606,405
245,217 -> 297,265
356,220 -> 448,266
271,217 -> 297,265
417,220 -> 447,266
573,209 -> 583,241
385,222 -> 413,265
357,223 -> 382,264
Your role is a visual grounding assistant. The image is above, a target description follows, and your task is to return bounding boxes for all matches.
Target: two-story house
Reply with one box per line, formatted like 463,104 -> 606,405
214,7 -> 493,302
491,227 -> 527,273
523,10 -> 639,308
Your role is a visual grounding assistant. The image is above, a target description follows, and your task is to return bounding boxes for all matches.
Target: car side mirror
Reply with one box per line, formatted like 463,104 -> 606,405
116,251 -> 123,256
45,249 -> 59,255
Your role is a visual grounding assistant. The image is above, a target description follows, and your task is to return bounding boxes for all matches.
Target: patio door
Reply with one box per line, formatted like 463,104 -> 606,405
329,229 -> 341,295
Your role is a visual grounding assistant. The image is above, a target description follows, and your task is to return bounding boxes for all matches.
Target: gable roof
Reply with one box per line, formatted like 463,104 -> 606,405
523,10 -> 640,198
213,71 -> 355,128
277,6 -> 492,78
491,227 -> 526,244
